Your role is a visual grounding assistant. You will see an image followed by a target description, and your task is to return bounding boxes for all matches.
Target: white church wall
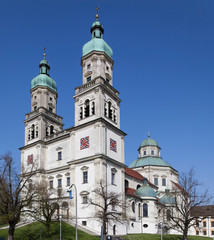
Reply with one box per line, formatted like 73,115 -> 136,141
46,137 -> 70,169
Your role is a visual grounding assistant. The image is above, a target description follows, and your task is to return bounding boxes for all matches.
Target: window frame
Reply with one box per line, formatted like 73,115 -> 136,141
83,171 -> 88,184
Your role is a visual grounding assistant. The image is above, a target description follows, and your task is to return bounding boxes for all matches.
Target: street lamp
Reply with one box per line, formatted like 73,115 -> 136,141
59,214 -> 62,240
69,184 -> 78,240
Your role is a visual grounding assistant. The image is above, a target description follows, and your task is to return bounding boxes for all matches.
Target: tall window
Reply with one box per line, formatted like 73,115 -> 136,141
151,150 -> 154,155
58,179 -> 62,188
125,180 -> 129,188
144,151 -> 146,156
31,124 -> 35,139
108,102 -> 112,119
80,107 -> 83,119
50,180 -> 53,189
67,177 -> 70,186
111,172 -> 115,185
211,221 -> 214,227
84,100 -> 90,117
203,221 -> 207,227
132,201 -> 135,213
83,171 -> 88,183
143,203 -> 148,217
91,102 -> 95,115
166,209 -> 171,221
138,203 -> 141,218
162,178 -> 166,186
154,177 -> 158,186
58,151 -> 62,160
87,76 -> 91,82
50,125 -> 54,135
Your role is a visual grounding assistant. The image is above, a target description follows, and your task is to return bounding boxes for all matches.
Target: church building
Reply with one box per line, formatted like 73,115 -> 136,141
20,13 -> 187,236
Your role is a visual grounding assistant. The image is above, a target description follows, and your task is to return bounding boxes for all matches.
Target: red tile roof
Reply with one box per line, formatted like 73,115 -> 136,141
125,167 -> 144,181
125,167 -> 157,189
171,181 -> 185,192
125,187 -> 139,198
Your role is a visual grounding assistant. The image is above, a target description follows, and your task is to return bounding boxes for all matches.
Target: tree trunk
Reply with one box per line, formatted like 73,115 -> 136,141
182,228 -> 188,240
8,224 -> 15,240
46,222 -> 50,237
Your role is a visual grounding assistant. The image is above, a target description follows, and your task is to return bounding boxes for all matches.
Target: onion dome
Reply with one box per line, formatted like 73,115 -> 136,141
129,156 -> 171,168
135,178 -> 157,198
31,53 -> 57,92
82,15 -> 113,59
159,188 -> 175,205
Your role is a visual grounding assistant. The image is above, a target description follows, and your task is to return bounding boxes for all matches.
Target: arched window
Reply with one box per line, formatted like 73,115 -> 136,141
108,102 -> 112,119
132,201 -> 135,213
138,203 -> 141,218
84,100 -> 90,117
104,103 -> 107,117
28,130 -> 31,140
167,209 -> 171,221
50,125 -> 54,135
80,107 -> 83,119
46,127 -> 49,137
125,180 -> 129,188
137,184 -> 141,189
143,203 -> 148,217
36,126 -> 38,138
91,102 -> 95,115
113,110 -> 116,122
31,124 -> 35,139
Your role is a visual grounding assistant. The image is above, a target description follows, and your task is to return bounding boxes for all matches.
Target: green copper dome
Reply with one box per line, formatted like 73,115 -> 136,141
135,179 -> 157,198
160,188 -> 175,205
140,138 -> 159,148
31,55 -> 57,92
129,157 -> 171,168
82,16 -> 113,59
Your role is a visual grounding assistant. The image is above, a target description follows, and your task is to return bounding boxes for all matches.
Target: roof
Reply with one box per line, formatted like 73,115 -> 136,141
135,178 -> 157,198
159,189 -> 175,205
82,18 -> 113,59
125,187 -> 139,198
125,167 -> 157,189
171,181 -> 185,192
140,138 -> 160,148
191,205 -> 214,217
125,167 -> 144,181
129,157 -> 171,168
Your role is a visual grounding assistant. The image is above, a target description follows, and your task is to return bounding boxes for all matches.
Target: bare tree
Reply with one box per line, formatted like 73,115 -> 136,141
168,168 -> 212,240
0,153 -> 37,240
88,180 -> 126,239
31,180 -> 62,237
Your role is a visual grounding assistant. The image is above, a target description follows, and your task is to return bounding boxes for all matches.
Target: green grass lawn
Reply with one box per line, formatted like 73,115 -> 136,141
0,221 -> 99,240
0,223 -> 213,240
123,233 -> 213,240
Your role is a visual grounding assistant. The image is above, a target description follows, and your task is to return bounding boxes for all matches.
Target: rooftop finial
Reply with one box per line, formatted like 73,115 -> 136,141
43,47 -> 46,59
96,6 -> 99,20
148,131 -> 150,138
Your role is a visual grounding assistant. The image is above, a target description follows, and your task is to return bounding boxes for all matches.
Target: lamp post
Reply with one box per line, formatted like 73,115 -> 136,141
69,184 -> 78,240
59,214 -> 62,240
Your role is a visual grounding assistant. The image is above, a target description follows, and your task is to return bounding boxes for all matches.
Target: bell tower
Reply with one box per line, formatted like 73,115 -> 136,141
74,14 -> 121,128
24,53 -> 63,145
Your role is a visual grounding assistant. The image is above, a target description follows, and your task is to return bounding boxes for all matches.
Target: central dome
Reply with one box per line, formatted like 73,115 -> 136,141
129,157 -> 171,168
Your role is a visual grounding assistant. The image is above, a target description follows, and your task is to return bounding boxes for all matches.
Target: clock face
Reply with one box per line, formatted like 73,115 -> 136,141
80,136 -> 90,150
110,138 -> 117,152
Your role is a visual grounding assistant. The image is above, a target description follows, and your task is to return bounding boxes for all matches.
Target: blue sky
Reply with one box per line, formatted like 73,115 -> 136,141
0,0 -> 214,196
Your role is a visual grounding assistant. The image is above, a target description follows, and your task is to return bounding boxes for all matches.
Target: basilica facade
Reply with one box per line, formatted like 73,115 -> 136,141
20,14 -> 186,236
